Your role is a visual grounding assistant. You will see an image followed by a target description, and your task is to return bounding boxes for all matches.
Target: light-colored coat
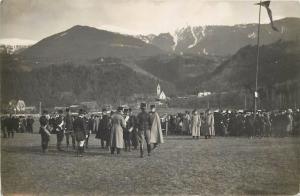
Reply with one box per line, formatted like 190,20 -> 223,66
286,114 -> 293,133
206,113 -> 215,136
150,112 -> 164,144
191,114 -> 201,137
110,113 -> 125,148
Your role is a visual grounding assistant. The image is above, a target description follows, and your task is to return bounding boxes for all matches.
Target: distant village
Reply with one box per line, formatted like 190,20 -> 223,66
4,82 -> 213,115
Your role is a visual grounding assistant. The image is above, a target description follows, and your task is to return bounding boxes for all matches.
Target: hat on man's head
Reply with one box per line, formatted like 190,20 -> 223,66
58,109 -> 64,114
79,109 -> 85,115
150,104 -> 156,109
140,102 -> 147,109
117,106 -> 123,112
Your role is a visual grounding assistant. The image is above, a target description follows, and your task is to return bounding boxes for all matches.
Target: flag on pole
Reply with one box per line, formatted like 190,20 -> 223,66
256,1 -> 279,31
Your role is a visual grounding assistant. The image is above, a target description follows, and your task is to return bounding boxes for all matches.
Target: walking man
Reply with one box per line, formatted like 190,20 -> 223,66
136,103 -> 152,157
73,109 -> 88,156
149,104 -> 164,150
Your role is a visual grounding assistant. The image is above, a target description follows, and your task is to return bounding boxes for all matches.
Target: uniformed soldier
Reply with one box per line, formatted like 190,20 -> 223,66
128,108 -> 138,150
97,108 -> 112,149
86,114 -> 94,149
55,110 -> 65,151
65,108 -> 75,149
7,114 -> 15,138
39,110 -> 51,153
73,109 -> 88,156
123,108 -> 132,151
1,116 -> 8,138
26,116 -> 34,133
136,103 -> 152,157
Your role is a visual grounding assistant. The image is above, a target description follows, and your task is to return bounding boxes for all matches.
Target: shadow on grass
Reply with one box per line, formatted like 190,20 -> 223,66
165,136 -> 213,140
1,145 -> 142,159
1,145 -> 114,157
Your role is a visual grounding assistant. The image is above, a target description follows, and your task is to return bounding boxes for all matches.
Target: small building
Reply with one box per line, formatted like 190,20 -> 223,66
197,91 -> 211,98
16,100 -> 26,112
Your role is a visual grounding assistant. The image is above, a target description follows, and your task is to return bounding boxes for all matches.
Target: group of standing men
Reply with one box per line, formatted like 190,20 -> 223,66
1,115 -> 34,138
169,108 -> 300,137
38,103 -> 164,158
190,109 -> 215,139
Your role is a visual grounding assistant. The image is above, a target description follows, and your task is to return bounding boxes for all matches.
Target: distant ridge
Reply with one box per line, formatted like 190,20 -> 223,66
137,17 -> 300,56
20,25 -> 165,64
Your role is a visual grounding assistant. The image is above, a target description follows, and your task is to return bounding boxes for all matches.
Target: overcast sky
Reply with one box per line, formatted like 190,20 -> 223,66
0,0 -> 299,41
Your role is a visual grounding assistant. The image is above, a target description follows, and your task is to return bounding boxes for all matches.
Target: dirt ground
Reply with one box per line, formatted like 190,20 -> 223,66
1,133 -> 300,195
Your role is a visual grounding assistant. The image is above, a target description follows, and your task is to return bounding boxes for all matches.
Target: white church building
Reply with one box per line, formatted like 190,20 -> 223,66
157,83 -> 167,100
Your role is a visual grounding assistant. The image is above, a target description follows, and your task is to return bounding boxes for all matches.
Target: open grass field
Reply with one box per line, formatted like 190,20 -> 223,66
1,133 -> 300,195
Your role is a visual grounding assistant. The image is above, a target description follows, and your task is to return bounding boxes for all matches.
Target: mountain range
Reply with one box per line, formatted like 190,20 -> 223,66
1,17 -> 299,108
137,17 -> 300,56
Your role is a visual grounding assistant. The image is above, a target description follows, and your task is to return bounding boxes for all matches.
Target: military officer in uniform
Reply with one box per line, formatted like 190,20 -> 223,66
86,114 -> 94,149
73,109 -> 88,156
136,103 -> 152,157
55,110 -> 65,151
123,108 -> 132,151
128,108 -> 138,150
39,110 -> 51,153
65,108 -> 75,149
97,108 -> 112,149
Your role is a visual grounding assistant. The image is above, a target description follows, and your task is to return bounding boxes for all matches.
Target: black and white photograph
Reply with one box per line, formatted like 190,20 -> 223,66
0,0 -> 300,195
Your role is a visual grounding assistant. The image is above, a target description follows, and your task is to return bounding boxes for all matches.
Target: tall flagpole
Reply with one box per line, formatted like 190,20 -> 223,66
254,0 -> 262,119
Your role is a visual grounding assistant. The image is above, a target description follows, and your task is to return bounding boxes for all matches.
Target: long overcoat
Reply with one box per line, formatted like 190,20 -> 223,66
110,112 -> 126,148
191,114 -> 201,137
150,112 -> 164,144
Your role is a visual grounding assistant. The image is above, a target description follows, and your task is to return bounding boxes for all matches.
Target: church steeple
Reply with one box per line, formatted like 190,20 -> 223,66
157,83 -> 161,96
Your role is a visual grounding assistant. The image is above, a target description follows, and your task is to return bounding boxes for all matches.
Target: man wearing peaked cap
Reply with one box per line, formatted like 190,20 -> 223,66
65,107 -> 75,149
73,109 -> 88,156
136,102 -> 152,157
96,108 -> 112,149
140,102 -> 147,109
